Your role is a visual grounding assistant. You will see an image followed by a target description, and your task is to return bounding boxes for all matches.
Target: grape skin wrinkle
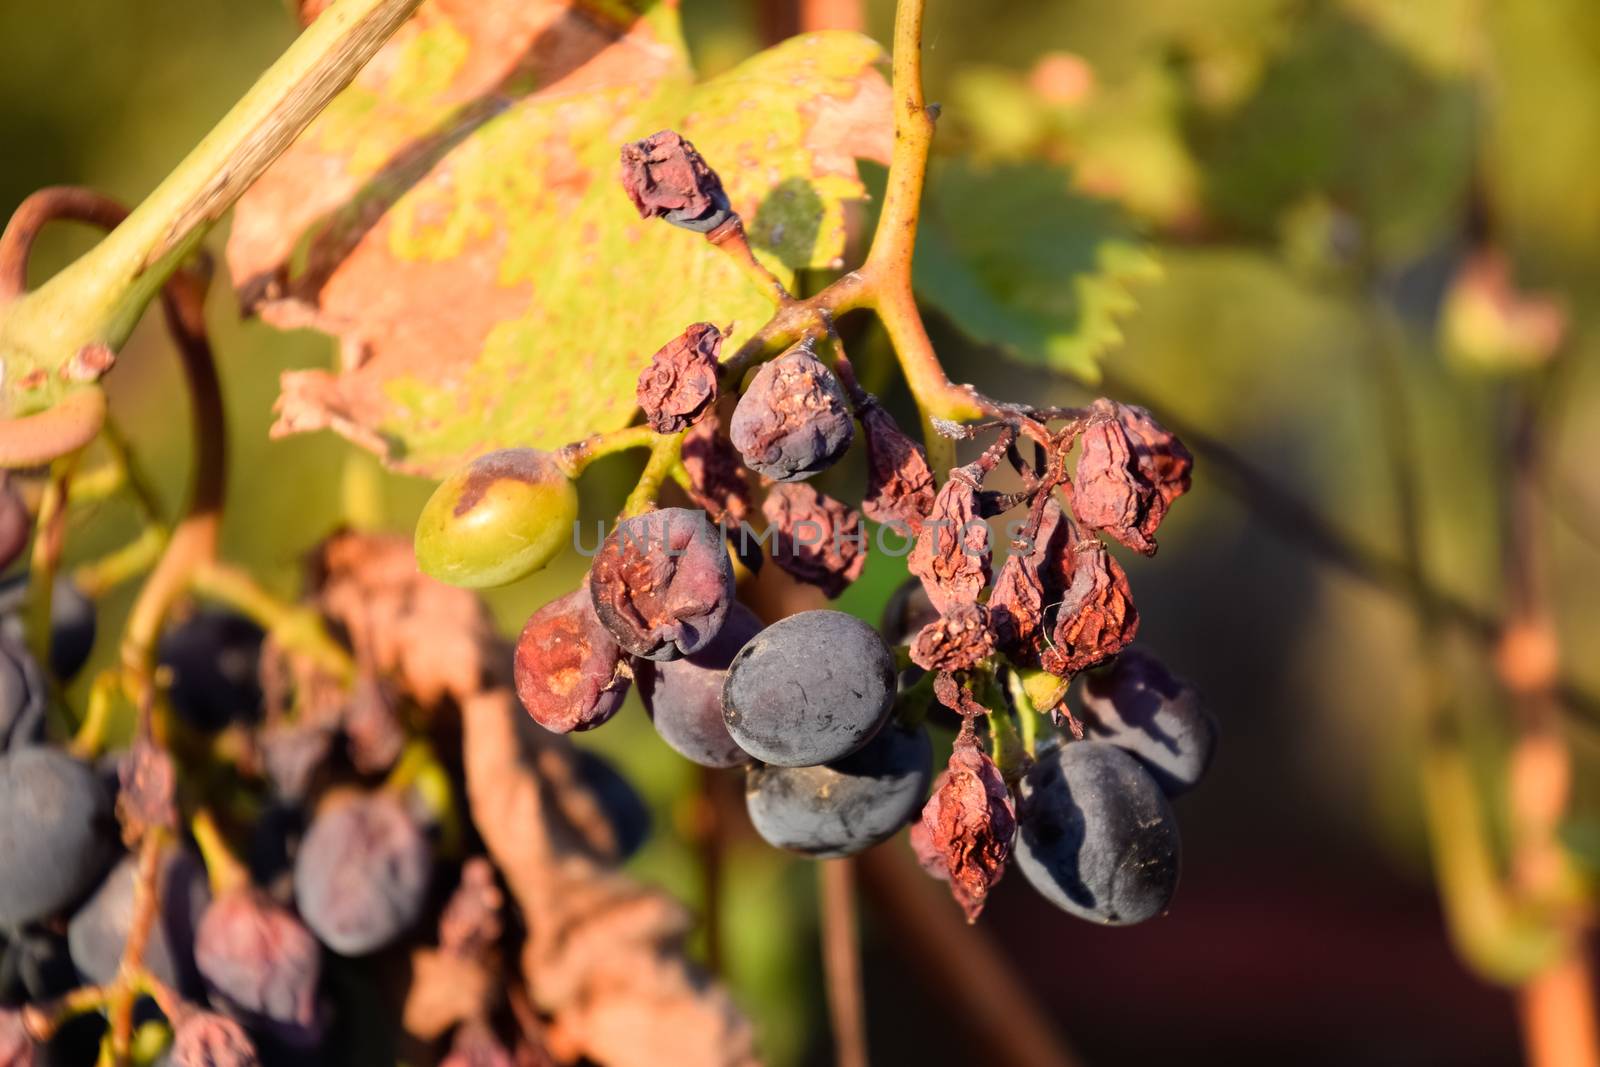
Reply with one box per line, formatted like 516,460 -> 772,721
721,610 -> 896,767
1015,741 -> 1181,925
745,723 -> 931,857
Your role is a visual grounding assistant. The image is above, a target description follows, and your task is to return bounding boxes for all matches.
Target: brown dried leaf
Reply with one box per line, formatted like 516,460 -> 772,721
404,948 -> 497,1041
637,323 -> 723,434
860,403 -> 935,532
461,688 -> 757,1067
916,729 -> 1015,922
317,532 -> 497,706
907,472 -> 991,613
1041,527 -> 1139,676
761,482 -> 865,598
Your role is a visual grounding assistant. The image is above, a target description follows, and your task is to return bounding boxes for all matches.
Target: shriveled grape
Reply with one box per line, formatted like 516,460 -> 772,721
514,588 -> 631,734
721,610 -> 895,767
195,888 -> 323,1047
636,603 -> 761,767
293,793 -> 431,956
589,508 -> 734,661
1015,741 -> 1181,925
729,346 -> 854,482
415,448 -> 578,589
745,723 -> 931,857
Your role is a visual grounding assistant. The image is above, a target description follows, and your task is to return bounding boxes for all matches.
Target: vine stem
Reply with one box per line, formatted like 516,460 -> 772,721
0,0 -> 423,460
820,859 -> 869,1067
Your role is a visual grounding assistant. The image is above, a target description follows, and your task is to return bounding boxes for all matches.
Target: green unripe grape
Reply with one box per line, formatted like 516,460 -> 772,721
415,448 -> 578,588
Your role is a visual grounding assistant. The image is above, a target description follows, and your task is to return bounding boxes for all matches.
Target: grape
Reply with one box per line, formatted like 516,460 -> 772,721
168,1010 -> 258,1067
1079,648 -> 1217,795
0,747 -> 114,925
729,346 -> 854,482
721,610 -> 896,767
0,576 -> 97,682
0,634 -> 44,752
573,749 -> 650,861
195,888 -> 322,1048
414,448 -> 579,589
1014,741 -> 1181,925
745,722 -> 931,857
513,588 -> 631,734
636,603 -> 761,768
293,793 -> 431,956
67,845 -> 211,996
158,612 -> 265,733
47,579 -> 95,682
589,508 -> 734,661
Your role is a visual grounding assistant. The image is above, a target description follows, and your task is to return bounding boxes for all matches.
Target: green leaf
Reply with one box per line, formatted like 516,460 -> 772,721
912,161 -> 1160,382
227,0 -> 889,477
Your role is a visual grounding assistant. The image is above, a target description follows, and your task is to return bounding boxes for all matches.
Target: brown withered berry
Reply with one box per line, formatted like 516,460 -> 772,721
916,727 -> 1015,922
637,323 -> 722,434
908,603 -> 996,672
680,412 -> 752,526
1041,527 -> 1139,676
761,483 -> 865,598
907,471 -> 991,613
195,888 -> 323,1047
729,345 -> 855,482
514,587 -> 632,733
860,403 -> 935,533
619,130 -> 733,233
589,508 -> 735,661
1072,399 -> 1191,555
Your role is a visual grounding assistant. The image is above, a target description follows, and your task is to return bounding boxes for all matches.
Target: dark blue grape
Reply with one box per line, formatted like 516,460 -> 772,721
721,610 -> 895,767
158,611 -> 265,733
1014,741 -> 1181,925
0,928 -> 75,1006
636,603 -> 761,768
293,793 -> 431,956
68,845 -> 211,996
46,579 -> 95,682
1079,648 -> 1217,796
0,633 -> 44,752
879,578 -> 939,647
0,747 -> 114,925
745,722 -> 931,857
572,749 -> 650,862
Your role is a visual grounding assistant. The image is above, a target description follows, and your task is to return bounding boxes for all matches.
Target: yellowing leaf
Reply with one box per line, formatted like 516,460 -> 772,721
227,0 -> 889,476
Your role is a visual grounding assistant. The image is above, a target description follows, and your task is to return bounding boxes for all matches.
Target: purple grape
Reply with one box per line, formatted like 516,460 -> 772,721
293,793 -> 431,956
636,603 -> 761,768
0,747 -> 114,925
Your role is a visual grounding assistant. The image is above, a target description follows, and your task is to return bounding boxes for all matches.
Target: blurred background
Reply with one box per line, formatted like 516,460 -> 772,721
6,0 -> 1600,1063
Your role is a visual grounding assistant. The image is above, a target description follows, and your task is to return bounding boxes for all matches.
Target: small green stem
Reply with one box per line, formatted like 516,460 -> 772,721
622,434 -> 686,517
73,526 -> 166,600
191,809 -> 250,896
69,670 -> 123,759
555,423 -> 660,479
1006,670 -> 1042,758
386,739 -> 462,855
24,455 -> 76,673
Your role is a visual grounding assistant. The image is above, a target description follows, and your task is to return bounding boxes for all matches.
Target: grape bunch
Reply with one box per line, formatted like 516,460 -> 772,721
411,129 -> 1221,929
